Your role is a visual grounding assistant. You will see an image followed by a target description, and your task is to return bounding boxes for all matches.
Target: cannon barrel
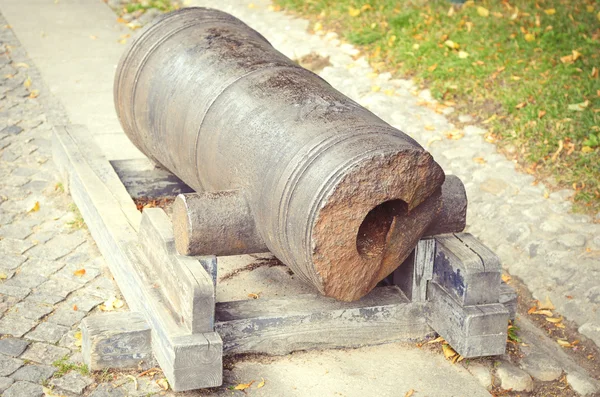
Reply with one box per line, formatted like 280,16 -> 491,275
114,7 -> 465,301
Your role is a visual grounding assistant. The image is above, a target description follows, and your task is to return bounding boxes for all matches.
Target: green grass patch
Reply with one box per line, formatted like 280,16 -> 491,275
67,203 -> 86,230
52,356 -> 90,377
274,0 -> 600,214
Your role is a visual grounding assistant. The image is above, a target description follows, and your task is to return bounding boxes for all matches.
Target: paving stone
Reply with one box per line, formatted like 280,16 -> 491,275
26,322 -> 70,344
0,224 -> 33,239
0,238 -> 33,255
466,363 -> 492,390
55,263 -> 101,285
3,380 -> 43,397
88,383 -> 126,397
47,306 -> 86,327
0,315 -> 37,337
50,371 -> 93,395
1,125 -> 22,135
520,351 -> 562,381
566,371 -> 599,396
19,258 -> 65,277
20,343 -> 70,365
0,376 -> 14,393
0,338 -> 29,357
579,322 -> 600,348
26,232 -> 86,261
11,364 -> 55,383
11,167 -> 38,177
0,294 -> 19,313
0,354 -> 23,376
496,362 -> 533,392
65,295 -> 104,313
35,277 -> 82,299
556,233 -> 586,248
0,284 -> 30,299
27,292 -> 66,305
3,273 -> 47,289
479,178 -> 509,196
11,300 -> 54,320
0,254 -> 26,270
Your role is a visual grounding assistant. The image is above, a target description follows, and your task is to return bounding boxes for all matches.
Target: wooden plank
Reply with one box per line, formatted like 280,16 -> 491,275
52,125 -> 222,391
110,158 -> 195,198
432,233 -> 501,306
215,286 -> 433,355
393,238 -> 435,302
138,208 -> 215,333
427,281 -> 508,358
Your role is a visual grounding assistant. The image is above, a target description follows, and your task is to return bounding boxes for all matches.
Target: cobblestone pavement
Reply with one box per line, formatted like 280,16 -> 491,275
189,0 -> 600,349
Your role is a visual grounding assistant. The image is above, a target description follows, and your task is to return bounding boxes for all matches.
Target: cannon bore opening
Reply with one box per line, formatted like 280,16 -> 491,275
356,199 -> 408,258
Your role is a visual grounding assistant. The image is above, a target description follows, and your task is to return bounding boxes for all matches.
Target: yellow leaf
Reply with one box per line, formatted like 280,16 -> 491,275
156,378 -> 169,391
546,316 -> 563,323
597,11 -> 600,21
99,296 -> 124,311
524,33 -> 535,42
360,4 -> 372,12
348,7 -> 361,17
448,7 -> 454,17
515,102 -> 527,109
313,22 -> 322,32
73,268 -> 86,277
28,201 -> 40,213
29,90 -> 40,99
544,8 -> 556,15
587,5 -> 594,12
444,40 -> 460,49
90,35 -> 97,40
538,296 -> 555,310
0,273 -> 7,280
442,344 -> 457,359
234,381 -> 254,390
426,136 -> 442,147
572,50 -> 582,61
13,62 -> 29,68
477,6 -> 490,17
428,63 -> 438,72
426,336 -> 445,344
257,378 -> 265,389
581,146 -> 594,153
501,274 -> 511,283
248,293 -> 259,299
557,339 -> 572,347
538,110 -> 547,118
424,125 -> 435,131
248,3 -> 255,9
458,51 -> 469,59
371,85 -> 381,93
23,76 -> 32,88
446,130 -> 464,140
532,309 -> 553,316
473,157 -> 486,164
74,331 -> 82,346
384,89 -> 395,96
405,389 -> 415,397
118,39 -> 127,45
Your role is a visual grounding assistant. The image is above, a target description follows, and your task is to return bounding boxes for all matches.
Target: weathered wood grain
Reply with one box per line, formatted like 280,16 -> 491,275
393,238 -> 435,302
138,208 -> 215,333
432,233 -> 501,306
215,286 -> 433,355
427,281 -> 508,358
52,125 -> 222,391
111,158 -> 195,198
81,312 -> 152,370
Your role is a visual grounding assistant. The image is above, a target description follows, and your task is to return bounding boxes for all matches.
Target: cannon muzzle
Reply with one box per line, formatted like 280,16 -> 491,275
114,7 -> 466,301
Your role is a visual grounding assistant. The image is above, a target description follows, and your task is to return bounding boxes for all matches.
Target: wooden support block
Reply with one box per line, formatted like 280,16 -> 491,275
499,281 -> 517,320
392,238 -> 435,302
81,312 -> 152,371
110,158 -> 195,198
138,208 -> 215,333
432,233 -> 501,306
427,282 -> 509,358
53,125 -> 222,391
215,286 -> 432,356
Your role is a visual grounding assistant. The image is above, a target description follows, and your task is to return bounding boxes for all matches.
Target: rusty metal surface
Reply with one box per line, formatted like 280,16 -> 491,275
114,7 -> 464,301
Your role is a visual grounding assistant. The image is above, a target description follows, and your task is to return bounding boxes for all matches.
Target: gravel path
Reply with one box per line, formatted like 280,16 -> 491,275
188,0 -> 600,349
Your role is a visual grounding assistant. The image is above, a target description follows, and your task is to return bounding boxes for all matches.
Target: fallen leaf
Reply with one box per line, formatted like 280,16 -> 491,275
234,381 -> 254,390
546,316 -> 563,323
361,4 -> 372,11
23,76 -> 32,88
458,51 -> 469,59
446,130 -> 464,140
501,274 -> 511,283
427,336 -> 445,344
29,90 -> 39,99
348,6 -> 361,17
538,110 -> 546,119
247,3 -> 255,8
473,157 -> 486,164
424,125 -> 435,131
99,297 -> 124,311
544,8 -> 556,15
257,378 -> 265,389
371,85 -> 381,92
116,17 -> 127,24
0,273 -> 7,280
428,63 -> 438,72
73,268 -> 86,277
74,330 -> 82,346
13,62 -> 29,68
525,33 -> 535,42
405,389 -> 415,397
247,293 -> 260,299
532,309 -> 554,316
448,7 -> 454,17
73,304 -> 78,311
568,100 -> 589,111
592,67 -> 598,79
442,344 -> 457,359
551,139 -> 563,162
557,339 -> 572,347
538,296 -> 555,310
572,50 -> 582,61
527,306 -> 537,314
384,89 -> 395,96
27,201 -> 40,213
313,22 -> 322,32
90,35 -> 97,40
426,136 -> 442,147
581,146 -> 594,153
477,6 -> 490,17
444,40 -> 460,49
156,378 -> 169,391
516,102 -> 527,109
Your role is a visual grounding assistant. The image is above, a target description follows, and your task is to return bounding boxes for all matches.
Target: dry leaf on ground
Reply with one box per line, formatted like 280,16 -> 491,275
234,381 -> 254,390
73,268 -> 86,277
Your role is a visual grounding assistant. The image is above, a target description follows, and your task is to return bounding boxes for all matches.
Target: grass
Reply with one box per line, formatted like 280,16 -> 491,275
273,0 -> 600,214
117,0 -> 180,16
52,355 -> 90,377
67,203 -> 86,230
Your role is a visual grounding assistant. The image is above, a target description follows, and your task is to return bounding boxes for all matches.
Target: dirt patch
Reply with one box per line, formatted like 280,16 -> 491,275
295,52 -> 331,73
133,196 -> 175,214
219,256 -> 287,282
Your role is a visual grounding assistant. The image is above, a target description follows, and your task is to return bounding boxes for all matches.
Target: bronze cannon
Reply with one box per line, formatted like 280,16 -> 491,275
114,7 -> 466,301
